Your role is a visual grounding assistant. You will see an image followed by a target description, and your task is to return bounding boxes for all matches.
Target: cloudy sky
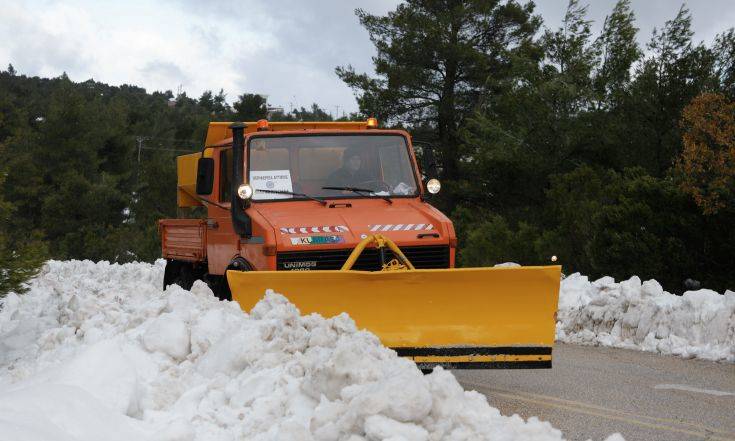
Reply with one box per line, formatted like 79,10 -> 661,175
1,1 -> 733,116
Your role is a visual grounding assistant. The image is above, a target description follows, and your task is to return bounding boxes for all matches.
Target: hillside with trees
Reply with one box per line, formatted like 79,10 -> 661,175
0,70 -> 342,296
339,0 -> 735,292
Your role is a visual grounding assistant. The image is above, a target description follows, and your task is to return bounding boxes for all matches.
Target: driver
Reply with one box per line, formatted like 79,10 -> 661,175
325,147 -> 371,188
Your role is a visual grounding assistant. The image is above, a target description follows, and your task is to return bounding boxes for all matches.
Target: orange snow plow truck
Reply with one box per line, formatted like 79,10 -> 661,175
159,119 -> 561,369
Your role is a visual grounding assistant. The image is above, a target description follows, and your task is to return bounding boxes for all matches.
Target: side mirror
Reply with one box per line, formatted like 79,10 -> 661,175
419,145 -> 439,180
196,157 -> 215,195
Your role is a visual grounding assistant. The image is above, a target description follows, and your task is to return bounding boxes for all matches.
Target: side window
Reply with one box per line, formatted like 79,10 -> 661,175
379,144 -> 409,185
219,149 -> 232,202
378,141 -> 417,195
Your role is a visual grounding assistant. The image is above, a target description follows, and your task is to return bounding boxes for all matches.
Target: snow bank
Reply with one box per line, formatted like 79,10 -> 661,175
556,273 -> 735,362
0,260 -> 607,441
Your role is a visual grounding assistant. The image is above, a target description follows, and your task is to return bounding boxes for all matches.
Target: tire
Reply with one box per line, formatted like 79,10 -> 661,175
163,259 -> 197,291
206,275 -> 232,301
210,258 -> 251,302
165,260 -> 242,302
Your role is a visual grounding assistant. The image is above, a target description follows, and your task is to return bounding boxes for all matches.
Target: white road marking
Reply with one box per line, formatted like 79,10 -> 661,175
654,384 -> 734,397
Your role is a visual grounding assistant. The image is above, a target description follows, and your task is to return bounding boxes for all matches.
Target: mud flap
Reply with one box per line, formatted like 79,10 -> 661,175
228,265 -> 561,369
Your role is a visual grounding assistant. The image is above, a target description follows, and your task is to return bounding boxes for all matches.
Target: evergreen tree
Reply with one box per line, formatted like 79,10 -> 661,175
712,29 -> 735,98
593,0 -> 641,104
626,5 -> 718,175
198,89 -> 231,118
337,0 -> 540,208
0,146 -> 47,297
459,0 -> 598,216
587,0 -> 642,169
232,93 -> 268,120
543,0 -> 599,109
293,104 -> 333,121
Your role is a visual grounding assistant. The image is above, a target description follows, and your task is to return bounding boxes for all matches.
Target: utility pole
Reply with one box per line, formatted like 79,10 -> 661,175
135,136 -> 148,189
137,136 -> 144,164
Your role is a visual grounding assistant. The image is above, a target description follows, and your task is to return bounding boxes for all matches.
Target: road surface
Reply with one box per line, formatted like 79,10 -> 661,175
454,343 -> 735,441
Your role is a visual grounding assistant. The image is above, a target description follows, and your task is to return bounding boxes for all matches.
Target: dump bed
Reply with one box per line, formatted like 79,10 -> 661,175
159,219 -> 207,262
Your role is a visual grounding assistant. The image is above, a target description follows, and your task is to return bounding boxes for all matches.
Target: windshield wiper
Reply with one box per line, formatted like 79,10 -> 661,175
254,188 -> 327,206
321,186 -> 392,204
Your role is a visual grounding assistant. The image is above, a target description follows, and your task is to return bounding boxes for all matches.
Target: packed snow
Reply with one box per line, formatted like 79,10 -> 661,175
0,260 -> 619,441
556,273 -> 735,362
4,259 -> 729,441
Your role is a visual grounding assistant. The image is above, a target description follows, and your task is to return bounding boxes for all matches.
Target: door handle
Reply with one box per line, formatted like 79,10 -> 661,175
417,233 -> 440,239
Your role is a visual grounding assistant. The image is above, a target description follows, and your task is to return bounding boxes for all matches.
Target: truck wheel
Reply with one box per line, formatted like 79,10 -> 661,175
163,259 -> 196,290
206,275 -> 232,302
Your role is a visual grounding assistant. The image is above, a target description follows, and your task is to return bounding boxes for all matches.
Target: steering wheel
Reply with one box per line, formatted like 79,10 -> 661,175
357,179 -> 390,192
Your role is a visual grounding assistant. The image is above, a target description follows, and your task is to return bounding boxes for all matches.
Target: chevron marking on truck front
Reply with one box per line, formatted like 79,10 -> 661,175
369,224 -> 434,232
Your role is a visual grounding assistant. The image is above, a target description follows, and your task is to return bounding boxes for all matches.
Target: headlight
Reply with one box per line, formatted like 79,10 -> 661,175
426,178 -> 441,194
237,183 -> 254,200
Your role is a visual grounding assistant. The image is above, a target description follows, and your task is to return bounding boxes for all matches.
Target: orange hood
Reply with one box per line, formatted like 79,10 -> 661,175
252,198 -> 452,251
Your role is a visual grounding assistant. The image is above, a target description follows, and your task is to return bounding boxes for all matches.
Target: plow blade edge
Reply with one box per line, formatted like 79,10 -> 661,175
228,265 -> 561,369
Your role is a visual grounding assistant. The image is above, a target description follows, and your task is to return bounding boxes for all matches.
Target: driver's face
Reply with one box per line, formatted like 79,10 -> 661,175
346,155 -> 361,173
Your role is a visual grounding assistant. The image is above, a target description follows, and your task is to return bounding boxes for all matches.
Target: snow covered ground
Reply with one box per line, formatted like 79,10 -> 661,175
0,260 -> 623,441
4,259 -> 729,441
556,273 -> 735,362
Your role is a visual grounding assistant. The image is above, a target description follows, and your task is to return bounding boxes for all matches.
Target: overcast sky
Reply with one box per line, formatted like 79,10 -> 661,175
2,1 -> 734,116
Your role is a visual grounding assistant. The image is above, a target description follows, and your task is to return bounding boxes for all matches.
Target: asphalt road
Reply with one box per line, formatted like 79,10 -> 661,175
454,343 -> 735,441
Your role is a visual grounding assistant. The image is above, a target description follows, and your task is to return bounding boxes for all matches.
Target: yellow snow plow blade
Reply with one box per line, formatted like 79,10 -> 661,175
228,236 -> 561,369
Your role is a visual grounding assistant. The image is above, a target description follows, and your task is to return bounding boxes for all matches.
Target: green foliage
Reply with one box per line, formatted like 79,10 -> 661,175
623,6 -> 718,176
337,0 -> 541,211
454,208 -> 541,267
585,171 -> 700,288
233,93 -> 268,121
456,165 -> 732,291
0,149 -> 47,297
713,29 -> 735,98
0,66 -> 369,272
539,167 -> 704,288
593,0 -> 641,101
270,103 -> 336,122
474,3 -> 730,291
0,234 -> 47,298
345,1 -> 734,291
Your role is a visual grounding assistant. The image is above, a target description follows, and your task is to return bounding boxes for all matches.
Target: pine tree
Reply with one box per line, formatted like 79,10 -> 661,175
586,0 -> 642,169
543,0 -> 599,107
593,0 -> 641,105
626,5 -> 718,175
232,93 -> 268,120
0,146 -> 46,297
712,29 -> 735,98
337,0 -> 540,208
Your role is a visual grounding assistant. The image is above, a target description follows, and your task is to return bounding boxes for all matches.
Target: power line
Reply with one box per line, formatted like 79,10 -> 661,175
132,135 -> 202,146
135,136 -> 199,187
139,146 -> 198,152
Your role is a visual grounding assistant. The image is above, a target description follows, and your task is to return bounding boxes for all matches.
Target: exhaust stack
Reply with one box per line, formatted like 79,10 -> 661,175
229,122 -> 252,237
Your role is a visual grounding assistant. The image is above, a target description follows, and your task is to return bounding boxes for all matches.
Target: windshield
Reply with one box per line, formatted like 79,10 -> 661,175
247,134 -> 418,201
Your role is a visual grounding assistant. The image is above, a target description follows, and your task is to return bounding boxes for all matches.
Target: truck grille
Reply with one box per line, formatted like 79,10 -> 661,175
277,246 -> 450,271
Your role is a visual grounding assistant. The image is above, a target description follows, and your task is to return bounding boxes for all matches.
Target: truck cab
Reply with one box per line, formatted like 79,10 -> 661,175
159,119 -> 456,298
